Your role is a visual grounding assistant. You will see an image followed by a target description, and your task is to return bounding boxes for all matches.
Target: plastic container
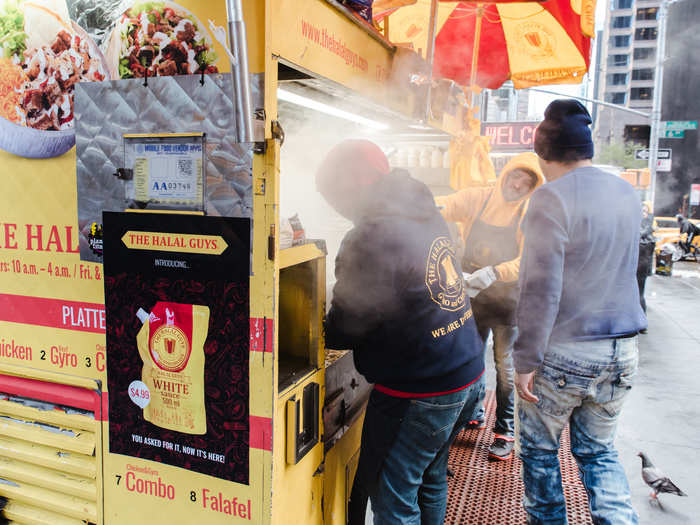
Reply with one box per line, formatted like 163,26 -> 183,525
396,149 -> 408,167
431,149 -> 442,168
419,148 -> 431,168
407,149 -> 418,168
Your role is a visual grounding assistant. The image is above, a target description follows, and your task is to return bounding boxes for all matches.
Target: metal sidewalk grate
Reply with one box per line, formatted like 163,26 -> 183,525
445,391 -> 593,524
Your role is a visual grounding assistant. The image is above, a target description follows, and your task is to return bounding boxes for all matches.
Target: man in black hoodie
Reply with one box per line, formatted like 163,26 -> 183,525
318,140 -> 484,525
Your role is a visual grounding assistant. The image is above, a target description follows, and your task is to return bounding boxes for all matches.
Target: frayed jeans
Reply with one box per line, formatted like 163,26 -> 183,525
368,375 -> 485,525
515,337 -> 639,525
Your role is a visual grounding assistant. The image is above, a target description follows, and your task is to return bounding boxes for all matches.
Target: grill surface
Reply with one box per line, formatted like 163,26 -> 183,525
446,391 -> 594,524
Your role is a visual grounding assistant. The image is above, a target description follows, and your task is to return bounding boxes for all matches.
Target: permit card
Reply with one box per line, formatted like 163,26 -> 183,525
124,134 -> 205,211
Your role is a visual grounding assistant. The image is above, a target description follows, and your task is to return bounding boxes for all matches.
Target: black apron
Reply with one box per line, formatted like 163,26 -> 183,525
462,192 -> 525,327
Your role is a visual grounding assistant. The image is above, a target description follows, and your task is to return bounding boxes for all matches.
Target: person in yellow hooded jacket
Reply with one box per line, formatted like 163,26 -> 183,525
435,152 -> 545,461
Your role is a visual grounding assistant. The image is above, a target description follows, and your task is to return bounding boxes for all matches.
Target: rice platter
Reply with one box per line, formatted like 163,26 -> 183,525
0,0 -> 108,158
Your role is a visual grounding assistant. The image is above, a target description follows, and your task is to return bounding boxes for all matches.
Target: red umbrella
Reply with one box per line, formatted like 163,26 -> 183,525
379,0 -> 596,89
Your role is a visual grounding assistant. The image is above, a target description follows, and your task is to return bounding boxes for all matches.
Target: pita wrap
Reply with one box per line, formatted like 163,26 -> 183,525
23,0 -> 73,50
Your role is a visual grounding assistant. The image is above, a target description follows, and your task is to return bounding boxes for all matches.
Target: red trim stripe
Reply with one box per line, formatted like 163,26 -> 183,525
0,293 -> 105,334
374,369 -> 485,399
0,373 -> 103,418
250,318 -> 273,353
249,415 -> 272,451
101,391 -> 109,421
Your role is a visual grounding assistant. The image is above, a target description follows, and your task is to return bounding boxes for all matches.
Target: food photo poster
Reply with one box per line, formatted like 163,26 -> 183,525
0,0 -> 233,159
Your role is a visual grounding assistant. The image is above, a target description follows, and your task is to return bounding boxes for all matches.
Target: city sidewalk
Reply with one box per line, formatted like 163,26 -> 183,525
365,266 -> 700,524
616,265 -> 700,524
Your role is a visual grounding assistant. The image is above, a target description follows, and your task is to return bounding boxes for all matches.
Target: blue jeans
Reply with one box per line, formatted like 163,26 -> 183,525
369,375 -> 485,525
516,337 -> 639,525
472,324 -> 517,437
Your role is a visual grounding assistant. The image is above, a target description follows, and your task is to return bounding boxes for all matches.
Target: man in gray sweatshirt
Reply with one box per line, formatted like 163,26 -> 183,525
513,100 -> 646,525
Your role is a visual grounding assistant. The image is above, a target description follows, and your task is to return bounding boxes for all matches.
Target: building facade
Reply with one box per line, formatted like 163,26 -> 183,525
483,82 -> 531,122
655,0 -> 700,217
595,0 -> 660,146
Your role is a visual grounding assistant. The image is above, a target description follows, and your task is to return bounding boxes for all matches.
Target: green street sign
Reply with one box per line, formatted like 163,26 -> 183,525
662,120 -> 698,130
662,129 -> 685,138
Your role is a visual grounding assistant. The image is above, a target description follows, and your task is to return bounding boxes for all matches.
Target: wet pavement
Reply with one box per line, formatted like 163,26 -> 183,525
616,262 -> 700,524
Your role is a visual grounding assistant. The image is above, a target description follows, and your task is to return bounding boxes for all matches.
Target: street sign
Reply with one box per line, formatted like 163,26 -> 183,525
635,149 -> 672,171
662,129 -> 685,138
662,120 -> 697,130
690,184 -> 700,206
634,149 -> 671,161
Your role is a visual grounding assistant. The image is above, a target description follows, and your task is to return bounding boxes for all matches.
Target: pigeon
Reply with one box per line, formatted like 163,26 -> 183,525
638,452 -> 687,501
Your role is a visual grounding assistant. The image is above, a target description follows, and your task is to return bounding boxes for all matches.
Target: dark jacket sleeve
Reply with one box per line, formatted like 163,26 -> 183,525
513,188 -> 569,373
325,223 -> 401,350
640,216 -> 654,243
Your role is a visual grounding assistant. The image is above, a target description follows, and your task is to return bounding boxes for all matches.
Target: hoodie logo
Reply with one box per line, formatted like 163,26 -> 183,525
426,237 -> 466,312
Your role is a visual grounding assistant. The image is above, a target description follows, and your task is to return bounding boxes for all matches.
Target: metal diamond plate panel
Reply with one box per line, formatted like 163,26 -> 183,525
75,73 -> 262,262
446,390 -> 594,525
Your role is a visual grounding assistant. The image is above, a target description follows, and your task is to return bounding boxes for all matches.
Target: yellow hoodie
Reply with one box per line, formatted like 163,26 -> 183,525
435,152 -> 545,283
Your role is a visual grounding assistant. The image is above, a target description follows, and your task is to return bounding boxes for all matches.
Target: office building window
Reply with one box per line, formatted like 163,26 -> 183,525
631,87 -> 653,100
613,16 -> 632,28
608,54 -> 629,67
632,68 -> 654,81
636,7 -> 658,20
607,73 -> 628,85
613,35 -> 631,47
634,47 -> 656,60
606,93 -> 627,105
615,0 -> 632,8
635,27 -> 658,40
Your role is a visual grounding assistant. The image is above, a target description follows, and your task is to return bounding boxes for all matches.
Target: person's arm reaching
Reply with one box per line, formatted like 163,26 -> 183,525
435,187 -> 488,224
325,224 -> 400,350
513,188 -> 569,376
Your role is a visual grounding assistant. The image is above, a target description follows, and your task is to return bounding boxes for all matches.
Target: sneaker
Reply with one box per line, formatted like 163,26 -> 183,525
466,419 -> 486,430
488,436 -> 514,461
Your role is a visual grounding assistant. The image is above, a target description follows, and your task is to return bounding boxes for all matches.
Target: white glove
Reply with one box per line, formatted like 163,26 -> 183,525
465,266 -> 497,295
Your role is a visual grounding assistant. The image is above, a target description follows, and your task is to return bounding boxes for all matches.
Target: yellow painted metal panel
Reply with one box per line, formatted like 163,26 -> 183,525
270,0 -> 394,107
122,133 -> 204,138
0,456 -> 96,501
2,500 -> 85,525
0,364 -> 100,392
244,0 -> 266,74
0,436 -> 96,479
0,417 -> 95,456
0,400 -> 96,433
271,370 -> 324,525
279,244 -> 325,269
322,414 -> 364,525
0,479 -> 97,522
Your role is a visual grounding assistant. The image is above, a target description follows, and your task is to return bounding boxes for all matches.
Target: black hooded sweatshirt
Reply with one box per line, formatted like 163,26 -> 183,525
325,170 -> 484,396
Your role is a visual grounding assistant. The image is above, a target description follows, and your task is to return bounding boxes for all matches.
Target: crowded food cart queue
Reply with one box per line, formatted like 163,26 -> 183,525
0,0 -> 654,524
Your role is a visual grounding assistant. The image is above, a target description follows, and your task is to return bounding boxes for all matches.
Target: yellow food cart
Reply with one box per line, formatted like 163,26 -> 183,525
0,1 -> 482,523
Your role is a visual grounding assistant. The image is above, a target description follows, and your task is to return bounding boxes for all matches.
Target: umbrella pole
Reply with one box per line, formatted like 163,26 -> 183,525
469,3 -> 484,105
424,0 -> 440,122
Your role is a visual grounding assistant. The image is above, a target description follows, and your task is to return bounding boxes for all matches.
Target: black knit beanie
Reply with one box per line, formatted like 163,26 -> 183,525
534,99 -> 594,161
